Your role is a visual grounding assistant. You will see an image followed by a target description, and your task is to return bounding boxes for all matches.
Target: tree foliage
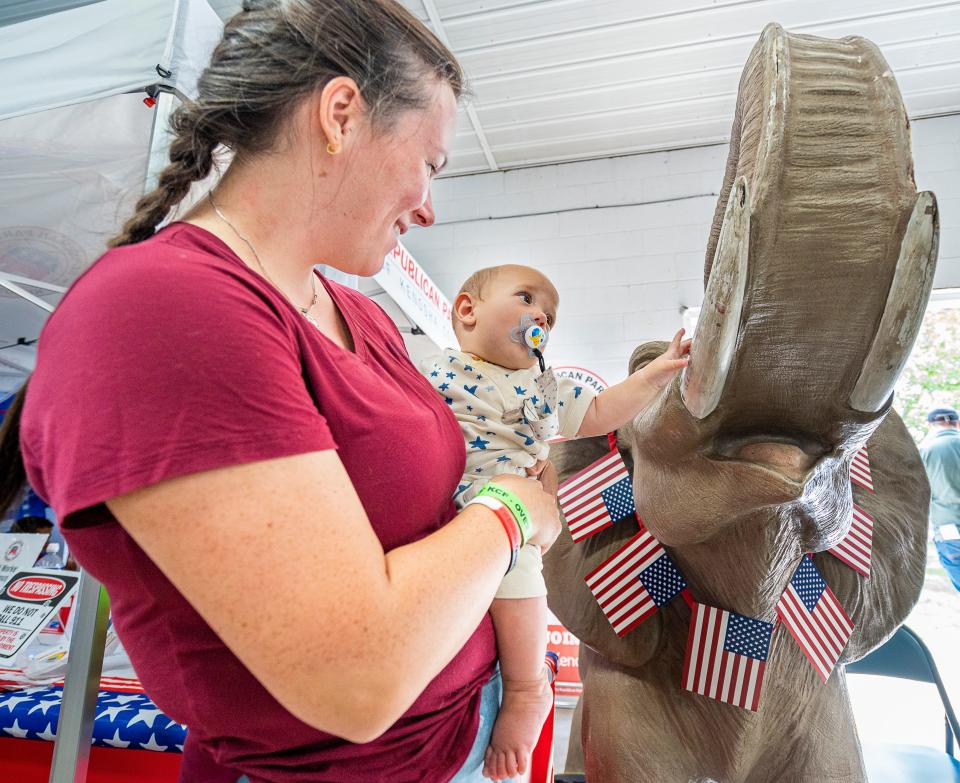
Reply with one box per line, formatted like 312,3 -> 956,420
895,307 -> 960,443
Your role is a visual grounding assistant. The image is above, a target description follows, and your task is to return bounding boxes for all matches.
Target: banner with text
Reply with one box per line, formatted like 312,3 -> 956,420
376,242 -> 457,350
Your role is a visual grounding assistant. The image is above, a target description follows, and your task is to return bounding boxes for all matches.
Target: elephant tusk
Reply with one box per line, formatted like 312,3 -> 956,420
681,177 -> 751,420
849,191 -> 939,413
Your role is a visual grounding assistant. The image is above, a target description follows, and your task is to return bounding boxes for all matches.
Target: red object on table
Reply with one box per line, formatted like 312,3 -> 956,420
0,737 -> 182,783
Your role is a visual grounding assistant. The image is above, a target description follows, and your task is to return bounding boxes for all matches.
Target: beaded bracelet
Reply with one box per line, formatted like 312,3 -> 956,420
476,482 -> 532,547
465,496 -> 521,574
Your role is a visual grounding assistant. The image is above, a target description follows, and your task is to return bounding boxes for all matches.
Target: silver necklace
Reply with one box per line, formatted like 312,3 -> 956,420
207,192 -> 319,324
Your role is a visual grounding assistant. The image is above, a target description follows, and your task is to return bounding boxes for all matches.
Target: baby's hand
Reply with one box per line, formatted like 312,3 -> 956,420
641,329 -> 692,389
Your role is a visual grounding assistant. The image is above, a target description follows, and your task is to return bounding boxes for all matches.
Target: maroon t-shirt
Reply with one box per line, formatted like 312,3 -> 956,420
20,223 -> 495,783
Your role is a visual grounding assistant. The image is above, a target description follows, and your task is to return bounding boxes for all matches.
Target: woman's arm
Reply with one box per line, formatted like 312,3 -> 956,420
108,450 -> 557,743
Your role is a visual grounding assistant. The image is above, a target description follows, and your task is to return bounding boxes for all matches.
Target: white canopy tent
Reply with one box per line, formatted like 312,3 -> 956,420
0,0 -> 224,395
0,0 -> 453,400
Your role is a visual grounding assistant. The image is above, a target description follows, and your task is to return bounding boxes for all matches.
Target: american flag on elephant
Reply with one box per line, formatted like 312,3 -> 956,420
849,447 -> 873,492
776,557 -> 854,683
585,529 -> 686,636
827,503 -> 874,577
558,448 -> 636,541
682,602 -> 773,712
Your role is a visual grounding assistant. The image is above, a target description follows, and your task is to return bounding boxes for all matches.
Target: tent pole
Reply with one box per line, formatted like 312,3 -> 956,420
47,572 -> 110,783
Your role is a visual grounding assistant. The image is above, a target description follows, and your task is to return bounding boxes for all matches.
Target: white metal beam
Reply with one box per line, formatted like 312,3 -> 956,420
420,0 -> 499,172
0,272 -> 66,293
0,277 -> 55,312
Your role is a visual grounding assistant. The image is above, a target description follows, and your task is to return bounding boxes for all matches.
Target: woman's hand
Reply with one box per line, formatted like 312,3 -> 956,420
487,473 -> 561,553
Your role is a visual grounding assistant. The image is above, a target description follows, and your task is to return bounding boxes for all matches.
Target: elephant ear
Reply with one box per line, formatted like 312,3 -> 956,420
543,434 -> 663,669
813,408 -> 929,662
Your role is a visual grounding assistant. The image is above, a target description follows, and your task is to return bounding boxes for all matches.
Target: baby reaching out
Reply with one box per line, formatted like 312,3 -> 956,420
420,264 -> 690,781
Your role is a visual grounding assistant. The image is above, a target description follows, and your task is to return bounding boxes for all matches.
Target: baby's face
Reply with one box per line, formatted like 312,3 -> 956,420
470,268 -> 559,370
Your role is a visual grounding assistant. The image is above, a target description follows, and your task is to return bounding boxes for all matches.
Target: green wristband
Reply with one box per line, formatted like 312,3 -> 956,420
477,483 -> 532,547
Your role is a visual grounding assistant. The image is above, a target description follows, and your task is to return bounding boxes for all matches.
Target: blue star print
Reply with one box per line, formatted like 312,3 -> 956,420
531,395 -> 539,405
466,405 -> 473,412
448,356 -> 456,362
514,386 -> 527,395
559,401 -> 565,407
446,371 -> 456,379
496,456 -> 511,463
574,386 -> 583,398
445,397 -> 453,405
439,383 -> 449,391
464,365 -> 474,372
477,415 -> 487,422
469,436 -> 490,450
514,430 -> 535,447
464,384 -> 479,396
543,402 -> 551,414
430,370 -> 439,377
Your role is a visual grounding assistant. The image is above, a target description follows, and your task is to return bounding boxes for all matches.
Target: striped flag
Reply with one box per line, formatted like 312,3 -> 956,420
558,449 -> 636,542
585,530 -> 686,637
850,447 -> 873,492
776,558 -> 854,683
682,603 -> 773,712
827,503 -> 874,577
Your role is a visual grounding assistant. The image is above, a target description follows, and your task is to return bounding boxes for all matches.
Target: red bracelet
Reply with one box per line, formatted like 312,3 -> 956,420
466,496 -> 521,574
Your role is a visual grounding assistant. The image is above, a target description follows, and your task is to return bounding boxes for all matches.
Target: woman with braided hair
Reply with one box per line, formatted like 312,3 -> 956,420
0,2 -> 561,781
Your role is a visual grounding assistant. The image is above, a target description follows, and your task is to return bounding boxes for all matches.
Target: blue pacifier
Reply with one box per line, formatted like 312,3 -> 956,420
510,314 -> 548,372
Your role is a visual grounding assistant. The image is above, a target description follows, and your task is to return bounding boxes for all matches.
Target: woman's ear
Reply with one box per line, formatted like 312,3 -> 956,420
317,76 -> 365,151
453,292 -> 477,331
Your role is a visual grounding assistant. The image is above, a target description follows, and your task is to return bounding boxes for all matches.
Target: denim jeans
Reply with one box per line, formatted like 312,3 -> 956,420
448,667 -> 515,783
935,535 -> 960,594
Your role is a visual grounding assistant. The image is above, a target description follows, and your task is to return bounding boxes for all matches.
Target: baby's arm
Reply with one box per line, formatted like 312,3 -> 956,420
576,329 -> 691,437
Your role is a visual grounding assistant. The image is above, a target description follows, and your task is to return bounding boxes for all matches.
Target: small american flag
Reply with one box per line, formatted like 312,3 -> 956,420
850,447 -> 873,492
827,503 -> 874,577
584,530 -> 686,636
776,558 -> 854,683
683,603 -> 772,712
558,449 -> 636,542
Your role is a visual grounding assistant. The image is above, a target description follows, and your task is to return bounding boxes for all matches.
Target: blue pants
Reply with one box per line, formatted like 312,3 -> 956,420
936,537 -> 960,594
449,667 -> 515,782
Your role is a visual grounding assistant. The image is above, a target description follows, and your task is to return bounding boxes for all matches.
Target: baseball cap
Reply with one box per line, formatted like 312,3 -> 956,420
927,407 -> 959,423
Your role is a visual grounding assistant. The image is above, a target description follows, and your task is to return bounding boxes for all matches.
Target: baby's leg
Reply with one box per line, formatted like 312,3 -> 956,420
483,595 -> 553,781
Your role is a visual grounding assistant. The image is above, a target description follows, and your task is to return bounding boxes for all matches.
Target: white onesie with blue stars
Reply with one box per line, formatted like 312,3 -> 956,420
420,348 -> 596,598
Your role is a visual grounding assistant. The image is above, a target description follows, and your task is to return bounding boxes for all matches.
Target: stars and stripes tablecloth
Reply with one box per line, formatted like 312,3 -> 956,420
0,684 -> 185,752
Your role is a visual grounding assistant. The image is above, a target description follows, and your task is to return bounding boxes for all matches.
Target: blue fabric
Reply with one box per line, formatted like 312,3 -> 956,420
0,685 -> 185,751
449,668 -> 515,783
936,538 -> 960,594
16,487 -> 49,520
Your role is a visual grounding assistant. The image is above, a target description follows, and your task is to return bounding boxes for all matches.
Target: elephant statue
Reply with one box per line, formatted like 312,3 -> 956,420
544,23 -> 940,783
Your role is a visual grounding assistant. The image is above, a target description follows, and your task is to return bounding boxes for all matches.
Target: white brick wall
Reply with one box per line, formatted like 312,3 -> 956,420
404,115 -> 960,385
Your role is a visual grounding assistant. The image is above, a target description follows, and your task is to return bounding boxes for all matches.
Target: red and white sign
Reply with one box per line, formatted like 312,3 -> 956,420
546,610 -> 581,703
0,568 -> 80,659
376,241 -> 457,349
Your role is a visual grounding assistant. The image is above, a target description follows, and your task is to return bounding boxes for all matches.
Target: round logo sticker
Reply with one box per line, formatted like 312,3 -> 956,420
7,576 -> 66,602
3,540 -> 23,561
553,365 -> 609,394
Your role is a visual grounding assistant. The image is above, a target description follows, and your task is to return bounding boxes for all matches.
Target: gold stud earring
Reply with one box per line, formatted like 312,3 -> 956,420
326,141 -> 341,155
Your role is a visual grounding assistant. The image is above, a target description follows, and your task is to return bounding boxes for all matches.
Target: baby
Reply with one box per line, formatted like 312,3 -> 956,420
420,264 -> 689,781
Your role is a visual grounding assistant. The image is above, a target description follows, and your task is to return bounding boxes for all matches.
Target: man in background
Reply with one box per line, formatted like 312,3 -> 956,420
921,407 -> 960,593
